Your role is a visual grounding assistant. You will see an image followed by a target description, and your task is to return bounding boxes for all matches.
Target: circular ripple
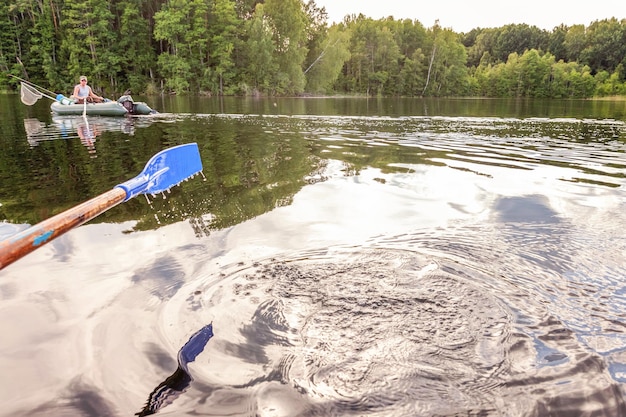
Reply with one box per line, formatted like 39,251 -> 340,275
161,246 -> 625,416
176,248 -> 511,415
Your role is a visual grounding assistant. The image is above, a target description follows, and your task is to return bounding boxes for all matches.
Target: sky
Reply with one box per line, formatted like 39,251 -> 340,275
313,0 -> 626,32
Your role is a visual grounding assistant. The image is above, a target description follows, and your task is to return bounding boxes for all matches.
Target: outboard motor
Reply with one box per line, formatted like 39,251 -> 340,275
117,89 -> 135,114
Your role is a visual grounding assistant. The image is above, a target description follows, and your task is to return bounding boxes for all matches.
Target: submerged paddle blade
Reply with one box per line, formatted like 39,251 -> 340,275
178,323 -> 214,373
116,143 -> 203,201
136,323 -> 214,416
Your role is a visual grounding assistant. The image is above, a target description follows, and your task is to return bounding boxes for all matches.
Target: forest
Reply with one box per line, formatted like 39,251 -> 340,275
1,0 -> 626,98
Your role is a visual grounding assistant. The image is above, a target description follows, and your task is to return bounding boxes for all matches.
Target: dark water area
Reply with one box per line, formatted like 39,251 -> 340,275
0,94 -> 625,416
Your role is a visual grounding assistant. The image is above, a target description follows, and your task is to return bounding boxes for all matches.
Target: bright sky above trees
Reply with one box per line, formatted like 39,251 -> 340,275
315,0 -> 626,32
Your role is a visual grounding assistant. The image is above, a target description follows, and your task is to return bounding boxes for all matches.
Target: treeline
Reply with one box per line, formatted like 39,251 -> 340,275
1,0 -> 625,98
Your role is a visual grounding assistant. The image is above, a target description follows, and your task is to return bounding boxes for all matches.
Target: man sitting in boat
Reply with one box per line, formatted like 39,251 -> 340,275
71,76 -> 104,104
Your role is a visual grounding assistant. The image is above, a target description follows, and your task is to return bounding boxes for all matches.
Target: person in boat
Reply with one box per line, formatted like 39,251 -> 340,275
71,75 -> 104,104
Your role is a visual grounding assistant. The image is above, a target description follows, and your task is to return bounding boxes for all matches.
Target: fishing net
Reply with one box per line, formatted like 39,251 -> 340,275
20,82 -> 43,105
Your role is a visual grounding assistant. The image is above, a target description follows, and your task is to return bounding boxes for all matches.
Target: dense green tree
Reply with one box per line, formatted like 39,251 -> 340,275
492,24 -> 549,64
548,60 -> 594,98
3,0 -> 37,80
466,28 -> 498,68
371,20 -> 402,95
264,0 -> 308,94
422,24 -> 468,96
388,18 -> 428,95
234,0 -> 260,18
377,17 -> 425,95
240,3 -> 277,94
61,0 -> 118,91
305,25 -> 351,94
114,0 -> 156,92
153,0 -> 195,92
302,0 -> 328,92
473,49 -> 599,98
569,65 -> 596,97
595,65 -> 626,96
580,18 -> 626,75
208,0 -> 241,95
26,0 -> 62,87
393,18 -> 427,60
186,0 -> 212,91
343,16 -> 402,95
516,49 -> 554,97
1,1 -> 625,97
0,2 -> 19,76
563,24 -> 586,63
399,47 -> 427,96
547,24 -> 568,62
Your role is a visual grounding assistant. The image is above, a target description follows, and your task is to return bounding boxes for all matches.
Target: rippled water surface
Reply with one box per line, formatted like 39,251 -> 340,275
0,96 -> 625,416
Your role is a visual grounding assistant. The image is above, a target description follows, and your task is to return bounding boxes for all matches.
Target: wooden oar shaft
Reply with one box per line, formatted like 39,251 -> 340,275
0,187 -> 126,270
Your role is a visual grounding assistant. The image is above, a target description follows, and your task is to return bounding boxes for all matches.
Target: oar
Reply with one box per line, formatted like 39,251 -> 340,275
0,143 -> 203,270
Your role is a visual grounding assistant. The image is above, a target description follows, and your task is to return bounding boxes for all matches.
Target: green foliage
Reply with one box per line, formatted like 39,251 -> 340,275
0,1 -> 625,98
264,0 -> 308,94
153,0 -> 195,93
595,65 -> 626,96
422,26 -> 469,96
473,49 -> 600,98
305,25 -> 351,94
580,18 -> 626,74
563,25 -> 586,63
549,60 -> 595,98
114,0 -> 156,93
157,52 -> 191,92
61,0 -> 116,87
343,16 -> 403,95
241,3 -> 277,94
491,24 -> 550,64
208,0 -> 241,94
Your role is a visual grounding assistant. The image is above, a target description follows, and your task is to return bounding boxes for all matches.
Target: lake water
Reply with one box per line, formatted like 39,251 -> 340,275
1,95 -> 626,416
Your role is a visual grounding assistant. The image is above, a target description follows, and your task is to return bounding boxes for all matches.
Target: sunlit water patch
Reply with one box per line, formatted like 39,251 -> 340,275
290,115 -> 626,187
2,111 -> 626,417
158,241 -> 626,416
139,114 -> 626,415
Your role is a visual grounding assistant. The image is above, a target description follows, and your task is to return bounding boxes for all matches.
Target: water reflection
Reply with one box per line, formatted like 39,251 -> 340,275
1,96 -> 626,416
75,120 -> 99,155
23,115 -> 156,157
148,96 -> 626,120
162,245 -> 626,416
24,115 -> 154,145
8,114 -> 626,232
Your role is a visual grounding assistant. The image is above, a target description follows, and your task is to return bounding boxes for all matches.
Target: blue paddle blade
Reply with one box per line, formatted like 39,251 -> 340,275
116,143 -> 203,201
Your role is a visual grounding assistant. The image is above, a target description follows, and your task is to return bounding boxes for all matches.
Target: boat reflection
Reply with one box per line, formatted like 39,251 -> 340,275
24,115 -> 157,151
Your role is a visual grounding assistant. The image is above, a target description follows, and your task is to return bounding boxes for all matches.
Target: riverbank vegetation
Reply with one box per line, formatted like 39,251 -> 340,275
1,0 -> 625,98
